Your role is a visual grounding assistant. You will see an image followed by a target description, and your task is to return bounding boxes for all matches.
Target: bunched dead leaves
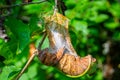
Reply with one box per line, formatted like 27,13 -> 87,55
38,12 -> 96,77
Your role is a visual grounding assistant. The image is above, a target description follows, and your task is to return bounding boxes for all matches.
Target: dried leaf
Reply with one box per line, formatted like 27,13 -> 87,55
38,12 -> 96,77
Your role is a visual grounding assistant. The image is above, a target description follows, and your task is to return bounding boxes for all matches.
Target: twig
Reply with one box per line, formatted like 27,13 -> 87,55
53,0 -> 67,15
15,32 -> 47,80
15,50 -> 38,80
38,32 -> 47,51
0,0 -> 47,9
54,0 -> 58,14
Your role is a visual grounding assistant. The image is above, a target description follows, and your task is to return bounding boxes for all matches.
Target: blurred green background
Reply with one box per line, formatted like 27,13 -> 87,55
0,0 -> 120,80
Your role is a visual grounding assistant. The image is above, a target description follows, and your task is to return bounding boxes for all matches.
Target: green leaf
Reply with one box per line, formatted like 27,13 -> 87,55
109,3 -> 120,18
0,38 -> 4,44
0,43 -> 13,59
0,65 -> 19,80
92,0 -> 107,10
29,15 -> 39,34
72,20 -> 88,36
104,21 -> 119,29
113,31 -> 120,41
23,2 -> 52,15
0,38 -> 5,51
5,17 -> 30,54
95,14 -> 109,23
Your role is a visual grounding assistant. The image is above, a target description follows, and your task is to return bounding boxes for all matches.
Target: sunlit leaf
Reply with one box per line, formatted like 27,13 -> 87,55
0,65 -> 19,80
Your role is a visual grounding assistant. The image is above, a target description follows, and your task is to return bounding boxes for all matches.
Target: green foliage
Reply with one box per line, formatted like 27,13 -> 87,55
0,65 -> 19,80
5,17 -> 30,54
0,0 -> 120,80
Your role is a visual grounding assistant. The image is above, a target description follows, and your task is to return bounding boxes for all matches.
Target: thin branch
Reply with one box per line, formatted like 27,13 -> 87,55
54,0 -> 58,14
0,0 -> 47,9
37,32 -> 47,51
15,50 -> 38,80
15,32 -> 47,80
55,0 -> 58,9
53,0 -> 67,15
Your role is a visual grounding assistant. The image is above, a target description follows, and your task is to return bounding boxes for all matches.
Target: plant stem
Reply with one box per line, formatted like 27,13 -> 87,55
0,0 -> 47,9
15,50 -> 37,80
15,32 -> 47,80
54,0 -> 58,14
37,32 -> 47,51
